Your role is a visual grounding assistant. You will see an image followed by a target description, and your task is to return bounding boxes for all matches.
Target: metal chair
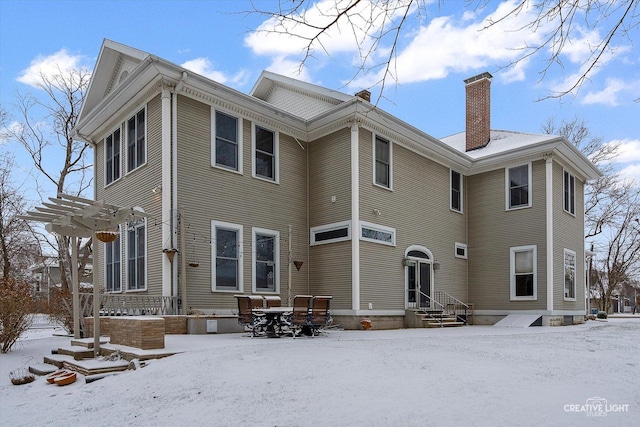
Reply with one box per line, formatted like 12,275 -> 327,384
309,296 -> 332,336
291,295 -> 313,337
234,295 -> 266,336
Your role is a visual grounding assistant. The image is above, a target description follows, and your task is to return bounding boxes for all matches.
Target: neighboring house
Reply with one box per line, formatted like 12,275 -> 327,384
74,40 -> 601,329
30,256 -> 93,299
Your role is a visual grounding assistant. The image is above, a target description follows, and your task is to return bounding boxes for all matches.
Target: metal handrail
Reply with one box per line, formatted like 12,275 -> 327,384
79,293 -> 179,317
434,291 -> 469,324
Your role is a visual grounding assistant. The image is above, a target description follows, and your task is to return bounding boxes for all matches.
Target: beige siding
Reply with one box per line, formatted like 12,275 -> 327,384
358,129 -> 468,310
553,161 -> 586,311
467,160 -> 547,310
176,95 -> 309,310
94,95 -> 164,296
307,128 -> 353,308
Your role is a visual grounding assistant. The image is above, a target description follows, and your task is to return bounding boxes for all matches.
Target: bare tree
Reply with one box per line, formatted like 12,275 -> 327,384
4,68 -> 93,333
248,0 -> 639,99
0,153 -> 39,282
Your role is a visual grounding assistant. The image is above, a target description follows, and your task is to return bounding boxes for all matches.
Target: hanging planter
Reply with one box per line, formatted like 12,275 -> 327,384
188,261 -> 199,268
293,260 -> 304,271
95,230 -> 119,243
163,248 -> 178,263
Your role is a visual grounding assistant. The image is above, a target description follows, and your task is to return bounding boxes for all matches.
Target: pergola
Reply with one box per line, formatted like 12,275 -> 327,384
20,193 -> 148,357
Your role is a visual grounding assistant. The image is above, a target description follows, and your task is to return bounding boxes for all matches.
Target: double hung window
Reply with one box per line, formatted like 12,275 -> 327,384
253,228 -> 279,293
451,170 -> 463,212
105,128 -> 121,185
212,221 -> 243,291
374,136 -> 391,188
510,245 -> 537,300
564,249 -> 576,300
507,164 -> 531,209
213,110 -> 241,172
253,125 -> 278,182
127,219 -> 146,291
563,170 -> 575,215
105,228 -> 121,292
127,108 -> 146,172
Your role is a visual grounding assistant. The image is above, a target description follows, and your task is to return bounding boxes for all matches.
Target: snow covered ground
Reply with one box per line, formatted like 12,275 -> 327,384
1,316 -> 638,426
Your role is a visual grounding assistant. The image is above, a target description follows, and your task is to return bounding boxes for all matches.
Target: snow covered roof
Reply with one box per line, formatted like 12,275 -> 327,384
441,130 -> 555,159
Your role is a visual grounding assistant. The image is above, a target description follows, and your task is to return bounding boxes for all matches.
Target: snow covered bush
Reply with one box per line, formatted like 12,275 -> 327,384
597,311 -> 608,319
0,277 -> 34,353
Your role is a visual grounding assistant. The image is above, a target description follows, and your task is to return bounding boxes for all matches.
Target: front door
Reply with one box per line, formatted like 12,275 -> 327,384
406,248 -> 433,308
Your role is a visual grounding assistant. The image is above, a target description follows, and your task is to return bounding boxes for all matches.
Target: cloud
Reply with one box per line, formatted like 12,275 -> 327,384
582,78 -> 634,106
617,163 -> 640,186
613,139 -> 640,163
17,49 -> 91,88
0,121 -> 23,145
264,56 -> 315,83
180,58 -> 249,87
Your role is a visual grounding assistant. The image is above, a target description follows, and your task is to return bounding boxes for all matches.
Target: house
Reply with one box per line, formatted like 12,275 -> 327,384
73,40 -> 601,329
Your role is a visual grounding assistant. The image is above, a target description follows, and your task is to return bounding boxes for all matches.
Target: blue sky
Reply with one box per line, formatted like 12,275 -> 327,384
1,0 -> 639,200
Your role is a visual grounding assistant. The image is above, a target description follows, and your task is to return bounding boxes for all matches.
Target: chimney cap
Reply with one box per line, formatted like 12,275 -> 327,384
464,72 -> 493,85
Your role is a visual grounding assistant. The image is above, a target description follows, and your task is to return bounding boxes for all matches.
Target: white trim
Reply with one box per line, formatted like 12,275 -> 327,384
330,309 -> 406,316
505,162 -> 532,210
251,227 -> 280,294
352,123 -> 360,311
510,245 -> 537,301
103,124 -> 122,187
125,216 -> 147,292
125,105 -> 148,174
450,169 -> 463,213
546,157 -> 554,311
310,220 -> 352,246
211,220 -> 244,292
360,221 -> 396,246
211,107 -> 243,174
454,242 -> 467,259
161,88 -> 172,298
372,133 -> 393,191
405,245 -> 433,260
473,309 -> 586,316
564,248 -> 577,301
103,225 -> 122,293
251,122 -> 279,183
562,168 -> 576,216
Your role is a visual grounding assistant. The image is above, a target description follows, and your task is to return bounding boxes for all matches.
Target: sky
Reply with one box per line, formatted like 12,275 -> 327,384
1,316 -> 639,425
0,0 -> 639,197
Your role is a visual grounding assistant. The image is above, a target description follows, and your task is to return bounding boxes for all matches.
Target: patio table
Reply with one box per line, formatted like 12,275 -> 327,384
252,307 -> 293,337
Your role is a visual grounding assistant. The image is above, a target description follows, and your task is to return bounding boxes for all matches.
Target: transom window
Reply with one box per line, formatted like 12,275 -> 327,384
213,110 -> 241,172
454,242 -> 467,259
506,163 -> 531,210
564,249 -> 576,300
212,221 -> 243,291
252,228 -> 280,293
105,127 -> 121,185
310,221 -> 351,245
563,170 -> 575,215
127,108 -> 146,172
451,170 -> 463,212
127,218 -> 146,291
105,227 -> 121,292
374,135 -> 392,189
360,221 -> 396,246
253,124 -> 278,182
510,245 -> 537,300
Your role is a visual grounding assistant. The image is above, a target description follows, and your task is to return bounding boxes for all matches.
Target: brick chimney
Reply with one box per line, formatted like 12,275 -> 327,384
464,72 -> 492,151
355,89 -> 371,102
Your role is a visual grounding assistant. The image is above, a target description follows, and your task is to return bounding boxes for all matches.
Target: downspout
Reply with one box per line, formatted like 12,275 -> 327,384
546,156 -> 554,314
350,121 -> 360,312
172,72 -> 187,304
161,87 -> 172,297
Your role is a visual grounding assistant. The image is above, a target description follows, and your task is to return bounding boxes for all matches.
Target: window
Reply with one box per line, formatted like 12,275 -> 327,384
212,221 -> 243,291
127,108 -> 146,172
374,135 -> 392,189
506,163 -> 531,210
253,124 -> 278,182
126,219 -> 146,291
510,245 -> 537,300
105,228 -> 121,292
451,170 -> 463,212
213,110 -> 242,172
105,127 -> 121,185
564,249 -> 576,300
563,170 -> 575,215
454,242 -> 467,259
310,221 -> 351,245
360,221 -> 396,246
252,228 -> 280,293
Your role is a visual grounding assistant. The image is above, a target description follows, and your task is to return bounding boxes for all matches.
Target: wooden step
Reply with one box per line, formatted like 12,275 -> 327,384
70,338 -> 109,349
425,321 -> 465,327
43,353 -> 75,368
29,363 -> 57,376
57,345 -> 95,360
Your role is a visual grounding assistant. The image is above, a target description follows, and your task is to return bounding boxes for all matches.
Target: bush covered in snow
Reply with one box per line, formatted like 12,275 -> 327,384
0,277 -> 34,353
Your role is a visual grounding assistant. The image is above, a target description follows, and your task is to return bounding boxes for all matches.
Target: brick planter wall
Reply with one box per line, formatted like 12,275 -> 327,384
108,317 -> 165,349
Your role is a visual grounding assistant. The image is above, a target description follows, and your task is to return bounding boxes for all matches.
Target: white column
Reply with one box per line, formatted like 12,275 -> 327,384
161,88 -> 172,297
546,157 -> 554,312
351,122 -> 360,311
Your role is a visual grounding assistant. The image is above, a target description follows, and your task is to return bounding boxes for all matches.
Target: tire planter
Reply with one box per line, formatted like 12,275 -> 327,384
46,370 -> 68,384
54,371 -> 77,386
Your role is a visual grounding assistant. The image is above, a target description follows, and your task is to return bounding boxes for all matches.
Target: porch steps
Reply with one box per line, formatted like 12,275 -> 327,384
414,310 -> 466,328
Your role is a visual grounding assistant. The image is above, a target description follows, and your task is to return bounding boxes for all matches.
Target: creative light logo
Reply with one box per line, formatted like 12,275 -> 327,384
564,397 -> 630,417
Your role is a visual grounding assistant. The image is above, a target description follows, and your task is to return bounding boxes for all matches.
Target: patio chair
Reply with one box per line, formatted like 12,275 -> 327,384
291,295 -> 313,337
309,296 -> 333,336
264,295 -> 282,308
234,295 -> 266,336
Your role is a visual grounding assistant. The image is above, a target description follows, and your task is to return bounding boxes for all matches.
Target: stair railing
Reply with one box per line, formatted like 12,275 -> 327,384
416,290 -> 446,327
433,291 -> 470,324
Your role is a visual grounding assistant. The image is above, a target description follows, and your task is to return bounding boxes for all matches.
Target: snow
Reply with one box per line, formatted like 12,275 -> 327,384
440,130 -> 556,159
1,317 -> 639,426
